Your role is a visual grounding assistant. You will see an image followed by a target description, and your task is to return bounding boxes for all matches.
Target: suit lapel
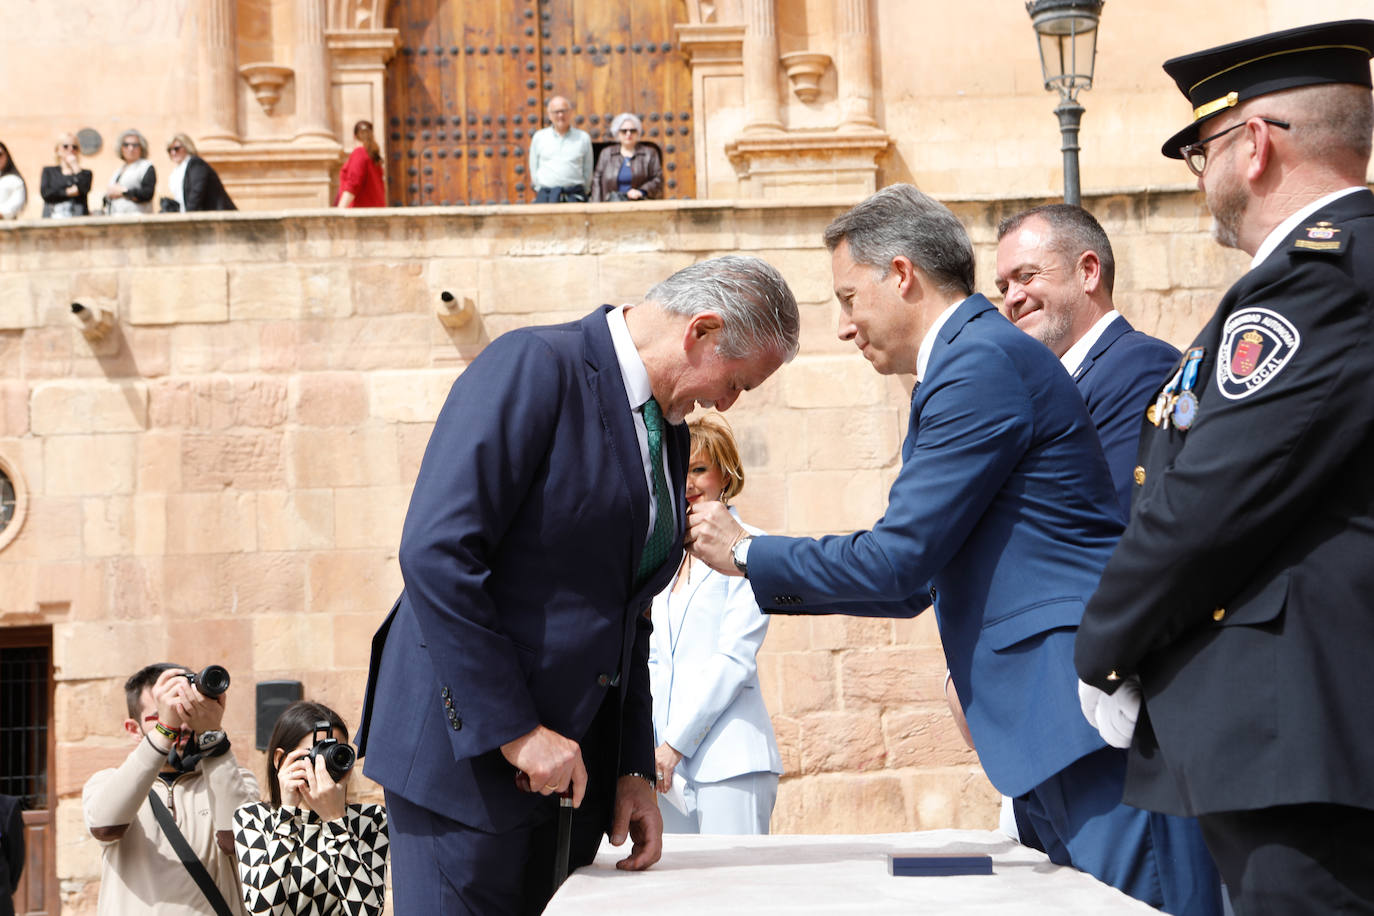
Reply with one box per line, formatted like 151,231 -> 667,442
1073,314 -> 1131,384
582,308 -> 650,570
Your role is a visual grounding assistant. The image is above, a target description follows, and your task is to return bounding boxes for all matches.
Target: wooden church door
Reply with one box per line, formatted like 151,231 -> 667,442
385,0 -> 695,205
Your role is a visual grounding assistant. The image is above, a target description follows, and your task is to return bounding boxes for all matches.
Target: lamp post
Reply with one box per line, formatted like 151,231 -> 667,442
1026,0 -> 1103,206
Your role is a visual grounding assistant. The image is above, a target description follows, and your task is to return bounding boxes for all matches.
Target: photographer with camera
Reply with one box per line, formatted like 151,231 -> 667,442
83,663 -> 259,916
233,701 -> 388,916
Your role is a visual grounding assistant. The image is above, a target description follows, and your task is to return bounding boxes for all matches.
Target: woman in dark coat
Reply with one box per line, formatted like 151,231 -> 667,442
39,132 -> 93,218
164,132 -> 236,212
590,112 -> 663,202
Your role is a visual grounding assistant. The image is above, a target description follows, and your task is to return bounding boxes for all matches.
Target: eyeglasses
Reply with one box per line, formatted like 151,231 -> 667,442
1180,117 -> 1290,177
167,145 -> 184,154
122,140 -> 141,147
618,128 -> 639,135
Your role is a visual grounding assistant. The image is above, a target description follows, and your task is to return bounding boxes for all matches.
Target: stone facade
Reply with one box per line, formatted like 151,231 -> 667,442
2,1 -> 1370,211
0,194 -> 1253,909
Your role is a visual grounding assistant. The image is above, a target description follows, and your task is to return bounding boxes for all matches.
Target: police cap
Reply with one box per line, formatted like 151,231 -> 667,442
1160,19 -> 1374,159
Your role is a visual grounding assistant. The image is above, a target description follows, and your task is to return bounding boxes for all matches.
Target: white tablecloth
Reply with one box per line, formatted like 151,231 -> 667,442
545,829 -> 1158,914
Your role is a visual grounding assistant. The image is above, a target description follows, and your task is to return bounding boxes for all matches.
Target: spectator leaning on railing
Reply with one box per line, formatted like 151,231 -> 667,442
104,128 -> 157,216
0,140 -> 27,219
163,133 -> 236,213
39,132 -> 92,218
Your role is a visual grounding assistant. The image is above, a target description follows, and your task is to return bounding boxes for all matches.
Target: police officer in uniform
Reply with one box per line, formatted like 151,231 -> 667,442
1074,19 -> 1374,915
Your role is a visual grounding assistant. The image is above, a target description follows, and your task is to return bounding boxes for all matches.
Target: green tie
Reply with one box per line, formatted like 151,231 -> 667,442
636,398 -> 674,587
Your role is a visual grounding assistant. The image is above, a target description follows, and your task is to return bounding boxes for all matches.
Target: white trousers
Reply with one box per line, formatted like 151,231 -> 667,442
658,771 -> 779,835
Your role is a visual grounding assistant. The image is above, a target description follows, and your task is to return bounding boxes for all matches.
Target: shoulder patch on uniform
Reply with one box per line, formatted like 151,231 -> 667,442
1290,221 -> 1349,256
1216,307 -> 1300,400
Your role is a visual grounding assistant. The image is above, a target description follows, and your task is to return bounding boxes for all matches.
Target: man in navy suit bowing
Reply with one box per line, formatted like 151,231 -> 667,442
689,185 -> 1203,912
995,205 -> 1180,518
357,256 -> 799,915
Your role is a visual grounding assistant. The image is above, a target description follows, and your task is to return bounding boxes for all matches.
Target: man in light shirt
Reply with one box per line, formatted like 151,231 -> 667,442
529,95 -> 592,203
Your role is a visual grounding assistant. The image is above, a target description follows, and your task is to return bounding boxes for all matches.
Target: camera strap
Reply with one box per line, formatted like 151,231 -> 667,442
146,789 -> 236,916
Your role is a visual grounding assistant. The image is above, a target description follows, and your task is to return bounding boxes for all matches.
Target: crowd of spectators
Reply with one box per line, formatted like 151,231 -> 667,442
0,130 -> 238,220
1,93 -> 664,218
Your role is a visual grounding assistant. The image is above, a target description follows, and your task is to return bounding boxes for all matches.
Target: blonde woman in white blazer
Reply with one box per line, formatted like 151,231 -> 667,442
650,415 -> 782,834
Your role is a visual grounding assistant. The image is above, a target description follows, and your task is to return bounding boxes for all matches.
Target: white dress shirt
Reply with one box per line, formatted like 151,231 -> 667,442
1059,309 -> 1121,378
606,305 -> 674,540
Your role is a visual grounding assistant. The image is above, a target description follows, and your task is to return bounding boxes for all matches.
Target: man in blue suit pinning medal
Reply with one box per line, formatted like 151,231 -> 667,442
689,185 -> 1218,913
356,256 -> 800,915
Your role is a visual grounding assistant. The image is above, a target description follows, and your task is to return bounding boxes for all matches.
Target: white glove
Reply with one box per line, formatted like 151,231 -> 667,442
1078,679 -> 1104,729
1079,677 -> 1141,749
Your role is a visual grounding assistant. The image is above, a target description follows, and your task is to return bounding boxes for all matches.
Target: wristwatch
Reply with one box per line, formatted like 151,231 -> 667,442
196,729 -> 225,750
731,535 -> 754,577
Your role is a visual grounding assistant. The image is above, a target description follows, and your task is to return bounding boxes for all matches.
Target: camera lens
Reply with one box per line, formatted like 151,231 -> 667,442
322,743 -> 356,782
194,665 -> 231,698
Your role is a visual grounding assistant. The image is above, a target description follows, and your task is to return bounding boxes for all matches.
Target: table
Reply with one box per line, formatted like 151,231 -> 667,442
544,829 -> 1158,914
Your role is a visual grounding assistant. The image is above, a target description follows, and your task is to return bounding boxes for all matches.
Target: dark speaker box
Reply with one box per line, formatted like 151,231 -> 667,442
255,680 -> 304,751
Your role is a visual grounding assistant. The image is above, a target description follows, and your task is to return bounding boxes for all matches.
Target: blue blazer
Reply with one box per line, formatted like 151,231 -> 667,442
1072,315 -> 1180,518
748,295 -> 1123,797
356,307 -> 689,833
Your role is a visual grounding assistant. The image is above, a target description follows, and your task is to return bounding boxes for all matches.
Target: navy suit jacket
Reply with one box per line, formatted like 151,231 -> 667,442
749,295 -> 1123,797
356,307 -> 689,832
1072,315 -> 1180,518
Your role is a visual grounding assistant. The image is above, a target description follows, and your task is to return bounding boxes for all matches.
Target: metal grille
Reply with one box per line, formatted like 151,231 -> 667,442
0,645 -> 49,809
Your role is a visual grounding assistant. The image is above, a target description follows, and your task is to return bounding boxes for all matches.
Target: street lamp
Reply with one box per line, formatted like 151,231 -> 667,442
1027,0 -> 1103,206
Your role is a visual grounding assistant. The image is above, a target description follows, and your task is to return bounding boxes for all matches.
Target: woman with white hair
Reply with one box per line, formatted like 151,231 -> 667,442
590,111 -> 663,202
103,128 -> 156,215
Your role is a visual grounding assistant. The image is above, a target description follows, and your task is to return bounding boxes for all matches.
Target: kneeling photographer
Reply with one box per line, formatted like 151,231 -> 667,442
83,662 -> 260,916
233,701 -> 388,916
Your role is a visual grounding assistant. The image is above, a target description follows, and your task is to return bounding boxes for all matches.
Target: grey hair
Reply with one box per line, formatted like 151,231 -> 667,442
118,128 -> 149,160
611,112 -> 643,135
645,256 -> 801,362
823,184 -> 975,297
997,204 -> 1116,295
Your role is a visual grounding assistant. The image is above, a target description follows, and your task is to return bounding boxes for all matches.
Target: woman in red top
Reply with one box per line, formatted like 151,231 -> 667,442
336,120 -> 386,208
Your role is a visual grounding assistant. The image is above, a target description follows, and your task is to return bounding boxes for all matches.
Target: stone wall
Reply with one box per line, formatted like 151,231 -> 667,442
0,195 -> 1250,910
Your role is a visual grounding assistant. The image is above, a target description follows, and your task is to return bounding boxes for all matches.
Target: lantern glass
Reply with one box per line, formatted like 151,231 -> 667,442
1028,0 -> 1102,99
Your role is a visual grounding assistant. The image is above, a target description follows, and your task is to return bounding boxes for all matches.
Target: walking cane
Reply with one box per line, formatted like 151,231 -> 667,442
552,789 -> 573,891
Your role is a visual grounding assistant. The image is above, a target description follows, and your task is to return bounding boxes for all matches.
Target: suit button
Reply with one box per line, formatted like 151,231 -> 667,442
1213,607 -> 1226,621
1133,466 -> 1146,486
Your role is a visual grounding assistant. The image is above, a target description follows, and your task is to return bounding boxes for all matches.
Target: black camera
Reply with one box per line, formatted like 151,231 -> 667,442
308,720 -> 356,783
184,665 -> 231,698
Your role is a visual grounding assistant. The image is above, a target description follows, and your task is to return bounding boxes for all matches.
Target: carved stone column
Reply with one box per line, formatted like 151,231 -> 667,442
199,0 -> 240,142
294,0 -> 334,140
836,0 -> 879,130
741,0 -> 783,134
